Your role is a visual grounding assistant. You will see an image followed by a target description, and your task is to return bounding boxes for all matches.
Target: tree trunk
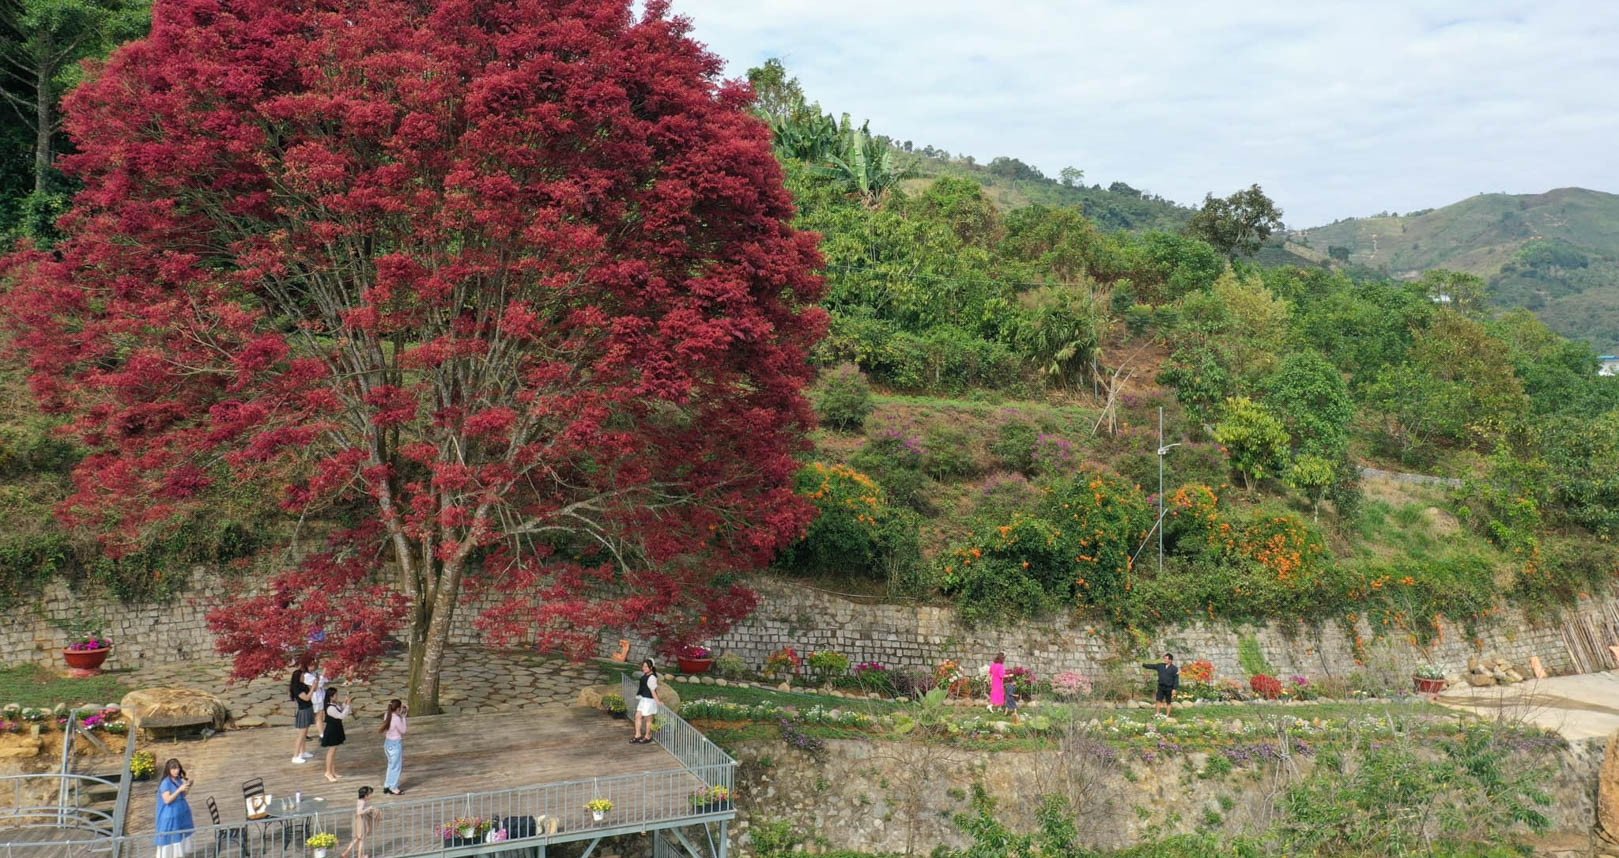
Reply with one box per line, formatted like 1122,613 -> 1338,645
404,557 -> 465,716
34,63 -> 51,194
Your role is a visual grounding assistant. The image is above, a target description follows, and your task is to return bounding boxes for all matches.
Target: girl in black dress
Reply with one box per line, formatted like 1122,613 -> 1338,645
321,686 -> 352,782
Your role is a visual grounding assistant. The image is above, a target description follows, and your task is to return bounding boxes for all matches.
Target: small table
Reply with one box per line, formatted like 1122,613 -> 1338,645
260,796 -> 327,852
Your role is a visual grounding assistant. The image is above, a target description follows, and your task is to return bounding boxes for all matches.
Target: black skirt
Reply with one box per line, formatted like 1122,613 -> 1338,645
320,717 -> 346,747
295,705 -> 315,729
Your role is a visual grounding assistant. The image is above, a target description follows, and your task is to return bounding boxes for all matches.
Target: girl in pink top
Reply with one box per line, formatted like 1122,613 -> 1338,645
988,652 -> 1007,711
379,699 -> 407,795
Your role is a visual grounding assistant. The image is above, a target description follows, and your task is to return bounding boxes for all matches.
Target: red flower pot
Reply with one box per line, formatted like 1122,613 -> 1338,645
1413,676 -> 1447,694
64,646 -> 112,676
678,657 -> 714,675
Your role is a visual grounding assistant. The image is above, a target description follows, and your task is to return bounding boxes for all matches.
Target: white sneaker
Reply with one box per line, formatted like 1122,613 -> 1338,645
301,752 -> 315,759
291,756 -> 307,764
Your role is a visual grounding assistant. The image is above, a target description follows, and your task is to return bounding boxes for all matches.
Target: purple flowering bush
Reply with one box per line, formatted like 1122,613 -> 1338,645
66,635 -> 111,652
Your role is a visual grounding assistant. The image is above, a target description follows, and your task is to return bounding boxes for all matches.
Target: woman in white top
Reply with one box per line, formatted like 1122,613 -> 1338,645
632,659 -> 659,744
320,687 -> 352,782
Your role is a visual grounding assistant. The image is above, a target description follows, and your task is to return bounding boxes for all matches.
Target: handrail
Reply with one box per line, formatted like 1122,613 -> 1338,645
56,713 -> 75,828
108,706 -> 141,853
0,772 -> 124,836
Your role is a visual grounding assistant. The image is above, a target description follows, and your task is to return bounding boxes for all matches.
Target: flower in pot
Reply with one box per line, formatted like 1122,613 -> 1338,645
1413,664 -> 1448,694
585,798 -> 613,822
439,817 -> 492,842
676,645 -> 714,674
63,632 -> 113,675
306,832 -> 337,858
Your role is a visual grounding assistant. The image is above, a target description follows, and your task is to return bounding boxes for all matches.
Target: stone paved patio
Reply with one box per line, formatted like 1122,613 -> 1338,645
124,645 -> 621,727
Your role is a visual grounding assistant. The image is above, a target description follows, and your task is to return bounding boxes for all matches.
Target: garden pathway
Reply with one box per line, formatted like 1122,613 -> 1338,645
1437,669 -> 1619,741
123,646 -> 618,727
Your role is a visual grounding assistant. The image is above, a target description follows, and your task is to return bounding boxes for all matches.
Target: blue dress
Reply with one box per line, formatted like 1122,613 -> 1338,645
155,776 -> 195,856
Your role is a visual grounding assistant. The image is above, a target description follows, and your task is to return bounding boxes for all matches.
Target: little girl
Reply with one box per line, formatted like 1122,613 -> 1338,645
339,786 -> 379,858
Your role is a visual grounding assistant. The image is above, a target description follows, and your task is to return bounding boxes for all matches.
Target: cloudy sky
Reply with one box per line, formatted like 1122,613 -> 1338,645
666,1 -> 1619,227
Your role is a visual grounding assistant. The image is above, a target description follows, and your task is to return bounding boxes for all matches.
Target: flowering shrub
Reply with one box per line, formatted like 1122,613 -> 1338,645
779,462 -> 919,580
713,653 -> 748,678
763,647 -> 802,678
130,751 -> 156,780
439,817 -> 494,839
0,719 -> 17,734
1181,659 -> 1216,684
851,662 -> 892,694
1007,666 -> 1038,699
1031,433 -> 1076,474
1249,674 -> 1283,700
1052,671 -> 1092,698
677,644 -> 712,660
934,659 -> 963,686
806,650 -> 850,681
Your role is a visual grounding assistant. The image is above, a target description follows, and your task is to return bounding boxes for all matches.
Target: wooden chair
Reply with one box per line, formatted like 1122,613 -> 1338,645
207,796 -> 250,858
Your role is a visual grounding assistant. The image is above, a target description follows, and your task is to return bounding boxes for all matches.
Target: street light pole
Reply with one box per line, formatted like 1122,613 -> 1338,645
1156,407 -> 1180,576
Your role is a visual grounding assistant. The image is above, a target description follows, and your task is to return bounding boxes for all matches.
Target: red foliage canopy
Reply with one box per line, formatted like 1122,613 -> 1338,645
2,0 -> 824,700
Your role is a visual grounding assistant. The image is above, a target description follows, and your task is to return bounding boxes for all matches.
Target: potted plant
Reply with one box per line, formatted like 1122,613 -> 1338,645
585,798 -> 613,823
602,693 -> 627,719
439,817 -> 492,846
306,832 -> 337,858
63,631 -> 113,676
1413,664 -> 1448,694
676,645 -> 714,675
687,785 -> 732,814
130,750 -> 156,782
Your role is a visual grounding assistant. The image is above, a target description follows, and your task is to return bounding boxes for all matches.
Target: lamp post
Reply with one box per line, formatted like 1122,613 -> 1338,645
1157,407 -> 1180,576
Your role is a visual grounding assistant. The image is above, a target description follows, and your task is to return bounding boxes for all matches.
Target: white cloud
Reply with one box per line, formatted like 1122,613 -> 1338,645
665,0 -> 1619,225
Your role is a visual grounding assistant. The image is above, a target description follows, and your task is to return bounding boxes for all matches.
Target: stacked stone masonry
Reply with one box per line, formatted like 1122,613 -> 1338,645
0,573 -> 1599,682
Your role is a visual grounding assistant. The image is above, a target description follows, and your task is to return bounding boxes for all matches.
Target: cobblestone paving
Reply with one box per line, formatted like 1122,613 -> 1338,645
124,646 -> 621,727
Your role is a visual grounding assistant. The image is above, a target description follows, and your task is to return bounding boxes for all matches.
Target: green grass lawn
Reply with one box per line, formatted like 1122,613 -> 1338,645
0,664 -> 131,709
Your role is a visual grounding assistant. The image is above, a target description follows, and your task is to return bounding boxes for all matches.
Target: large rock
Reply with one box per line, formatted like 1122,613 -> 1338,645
1465,672 -> 1497,687
655,683 -> 681,714
1599,730 -> 1619,844
576,685 -> 613,710
119,688 -> 231,730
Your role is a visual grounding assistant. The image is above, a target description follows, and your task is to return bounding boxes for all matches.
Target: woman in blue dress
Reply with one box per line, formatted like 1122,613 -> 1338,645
155,758 -> 194,858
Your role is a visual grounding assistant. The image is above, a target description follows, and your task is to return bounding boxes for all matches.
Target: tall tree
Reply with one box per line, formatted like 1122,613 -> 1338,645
1187,183 -> 1283,258
0,0 -> 147,213
1,0 -> 826,714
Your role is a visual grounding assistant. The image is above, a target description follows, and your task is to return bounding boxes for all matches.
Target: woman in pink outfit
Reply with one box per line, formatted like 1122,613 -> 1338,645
988,652 -> 1007,711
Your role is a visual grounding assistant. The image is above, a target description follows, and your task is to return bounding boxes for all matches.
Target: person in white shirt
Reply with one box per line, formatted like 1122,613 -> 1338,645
632,659 -> 659,744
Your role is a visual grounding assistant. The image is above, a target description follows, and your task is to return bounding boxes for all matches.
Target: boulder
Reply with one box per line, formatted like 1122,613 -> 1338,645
576,685 -> 615,710
1598,731 -> 1619,844
1465,673 -> 1497,687
654,683 -> 681,714
119,688 -> 230,730
1504,669 -> 1525,684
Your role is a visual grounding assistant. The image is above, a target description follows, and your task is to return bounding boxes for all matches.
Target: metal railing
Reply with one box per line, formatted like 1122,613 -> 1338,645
0,772 -> 122,839
4,760 -> 734,858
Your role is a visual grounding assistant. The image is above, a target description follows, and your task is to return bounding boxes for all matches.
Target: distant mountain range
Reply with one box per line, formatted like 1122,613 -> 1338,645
1294,188 -> 1619,352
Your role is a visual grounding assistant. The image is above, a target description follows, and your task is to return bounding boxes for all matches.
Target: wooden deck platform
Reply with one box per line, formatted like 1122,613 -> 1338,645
118,706 -> 699,844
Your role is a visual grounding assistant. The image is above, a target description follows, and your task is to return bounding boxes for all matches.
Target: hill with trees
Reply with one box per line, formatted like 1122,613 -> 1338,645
1298,188 -> 1619,352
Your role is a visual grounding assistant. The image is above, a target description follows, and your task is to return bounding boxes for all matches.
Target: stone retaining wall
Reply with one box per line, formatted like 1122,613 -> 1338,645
693,579 -> 1590,684
3,572 -> 1608,686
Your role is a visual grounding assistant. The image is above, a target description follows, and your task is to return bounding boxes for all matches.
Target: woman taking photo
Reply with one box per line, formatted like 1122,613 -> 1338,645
379,698 -> 407,795
154,758 -> 194,858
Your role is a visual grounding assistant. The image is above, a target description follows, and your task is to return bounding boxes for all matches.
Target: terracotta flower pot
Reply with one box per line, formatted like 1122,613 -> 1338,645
677,657 -> 713,675
63,646 -> 112,676
1413,676 -> 1447,694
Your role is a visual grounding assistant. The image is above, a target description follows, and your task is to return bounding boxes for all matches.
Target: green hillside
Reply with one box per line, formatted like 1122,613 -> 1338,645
1299,188 -> 1619,351
905,154 -> 1193,232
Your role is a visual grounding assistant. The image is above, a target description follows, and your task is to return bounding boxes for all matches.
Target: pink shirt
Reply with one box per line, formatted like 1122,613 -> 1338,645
989,662 -> 1007,706
384,714 -> 407,742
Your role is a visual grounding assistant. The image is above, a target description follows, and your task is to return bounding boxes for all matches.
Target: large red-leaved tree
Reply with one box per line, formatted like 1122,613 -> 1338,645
1,0 -> 825,713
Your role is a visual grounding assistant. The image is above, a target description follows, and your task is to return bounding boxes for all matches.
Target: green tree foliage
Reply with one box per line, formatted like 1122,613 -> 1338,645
812,363 -> 874,432
1366,311 -> 1529,456
778,463 -> 922,587
0,0 -> 149,242
1123,231 -> 1224,303
1213,397 -> 1291,491
1260,351 -> 1353,460
1187,184 -> 1284,258
985,156 -> 1044,182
